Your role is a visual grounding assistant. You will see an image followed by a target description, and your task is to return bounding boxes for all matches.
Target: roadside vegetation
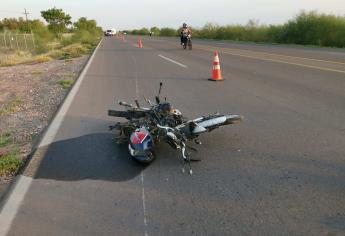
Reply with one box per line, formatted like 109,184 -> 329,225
129,11 -> 345,48
0,8 -> 102,178
0,97 -> 23,116
0,7 -> 103,67
0,147 -> 21,176
0,133 -> 21,176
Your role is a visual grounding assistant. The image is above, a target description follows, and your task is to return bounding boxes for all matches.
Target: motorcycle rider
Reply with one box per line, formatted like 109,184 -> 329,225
180,23 -> 192,45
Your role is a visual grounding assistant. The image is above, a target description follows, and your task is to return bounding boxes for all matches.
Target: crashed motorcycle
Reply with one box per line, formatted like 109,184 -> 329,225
108,83 -> 243,174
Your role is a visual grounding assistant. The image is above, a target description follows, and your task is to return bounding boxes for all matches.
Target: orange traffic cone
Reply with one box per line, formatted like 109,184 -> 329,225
209,51 -> 223,81
138,38 -> 143,48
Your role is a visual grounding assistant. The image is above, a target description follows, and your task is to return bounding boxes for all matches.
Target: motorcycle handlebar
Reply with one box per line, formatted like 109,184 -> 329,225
157,124 -> 175,132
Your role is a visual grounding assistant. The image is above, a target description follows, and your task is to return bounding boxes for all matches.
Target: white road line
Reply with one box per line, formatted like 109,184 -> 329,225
39,38 -> 103,147
0,38 -> 103,236
131,55 -> 139,99
141,171 -> 149,236
0,176 -> 32,236
158,54 -> 187,68
130,52 -> 148,236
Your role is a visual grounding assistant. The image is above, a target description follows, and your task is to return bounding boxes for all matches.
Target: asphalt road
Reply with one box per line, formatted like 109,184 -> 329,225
1,35 -> 345,236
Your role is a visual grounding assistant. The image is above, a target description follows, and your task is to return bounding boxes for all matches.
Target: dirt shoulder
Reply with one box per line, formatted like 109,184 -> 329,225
0,56 -> 88,194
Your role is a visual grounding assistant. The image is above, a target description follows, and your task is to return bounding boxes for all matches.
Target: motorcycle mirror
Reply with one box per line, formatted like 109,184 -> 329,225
135,99 -> 140,108
119,101 -> 132,107
158,82 -> 163,96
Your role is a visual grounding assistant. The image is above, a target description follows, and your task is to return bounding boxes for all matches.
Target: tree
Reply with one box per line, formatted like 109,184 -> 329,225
150,26 -> 160,36
71,17 -> 103,45
160,27 -> 177,36
74,17 -> 97,31
41,7 -> 72,36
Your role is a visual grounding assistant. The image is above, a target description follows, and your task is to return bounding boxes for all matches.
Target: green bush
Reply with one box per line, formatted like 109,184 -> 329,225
139,11 -> 345,48
160,27 -> 178,37
58,79 -> 75,89
131,28 -> 150,35
33,27 -> 55,54
279,11 -> 345,47
150,27 -> 160,36
72,29 -> 100,45
0,147 -> 21,176
60,43 -> 89,58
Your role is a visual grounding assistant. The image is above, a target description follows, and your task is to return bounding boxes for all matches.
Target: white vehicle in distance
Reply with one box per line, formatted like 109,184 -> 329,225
104,29 -> 116,36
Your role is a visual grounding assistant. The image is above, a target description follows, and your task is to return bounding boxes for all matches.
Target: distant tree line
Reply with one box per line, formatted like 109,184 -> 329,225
0,7 -> 103,52
128,11 -> 345,48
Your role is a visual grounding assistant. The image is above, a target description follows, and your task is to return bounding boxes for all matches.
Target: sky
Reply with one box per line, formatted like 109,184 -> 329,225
1,0 -> 344,30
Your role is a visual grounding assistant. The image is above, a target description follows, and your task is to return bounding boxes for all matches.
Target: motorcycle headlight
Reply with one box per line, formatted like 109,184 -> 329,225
171,109 -> 182,116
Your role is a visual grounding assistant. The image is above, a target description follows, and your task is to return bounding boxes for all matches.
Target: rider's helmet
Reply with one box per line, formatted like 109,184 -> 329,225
183,23 -> 187,28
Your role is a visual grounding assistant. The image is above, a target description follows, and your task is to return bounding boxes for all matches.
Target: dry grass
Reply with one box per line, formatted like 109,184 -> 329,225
0,41 -> 93,67
58,79 -> 75,89
60,43 -> 90,59
0,97 -> 23,116
0,50 -> 32,66
34,54 -> 52,63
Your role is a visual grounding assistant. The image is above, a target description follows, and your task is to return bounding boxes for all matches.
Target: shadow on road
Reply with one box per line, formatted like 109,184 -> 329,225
33,133 -> 145,182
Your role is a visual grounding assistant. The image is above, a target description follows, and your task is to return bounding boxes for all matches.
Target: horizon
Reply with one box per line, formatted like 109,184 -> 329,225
1,0 -> 345,30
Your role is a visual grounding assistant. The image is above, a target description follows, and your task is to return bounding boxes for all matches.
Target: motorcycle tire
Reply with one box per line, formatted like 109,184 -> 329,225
183,43 -> 186,50
188,41 -> 192,50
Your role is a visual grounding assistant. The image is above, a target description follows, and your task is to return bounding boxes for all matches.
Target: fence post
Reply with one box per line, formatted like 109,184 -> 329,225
3,32 -> 7,48
15,33 -> 19,50
24,33 -> 28,51
9,33 -> 13,49
31,32 -> 36,48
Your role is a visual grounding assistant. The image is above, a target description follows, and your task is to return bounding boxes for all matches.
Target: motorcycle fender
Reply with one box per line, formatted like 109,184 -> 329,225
192,124 -> 207,134
225,115 -> 243,124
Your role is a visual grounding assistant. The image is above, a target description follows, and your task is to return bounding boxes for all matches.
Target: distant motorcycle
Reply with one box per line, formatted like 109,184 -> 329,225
108,83 -> 243,174
181,33 -> 192,50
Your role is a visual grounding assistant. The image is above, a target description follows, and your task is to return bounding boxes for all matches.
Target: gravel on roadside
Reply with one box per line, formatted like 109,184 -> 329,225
0,56 -> 88,193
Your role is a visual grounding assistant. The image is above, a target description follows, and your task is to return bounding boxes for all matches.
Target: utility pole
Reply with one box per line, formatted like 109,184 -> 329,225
23,8 -> 30,32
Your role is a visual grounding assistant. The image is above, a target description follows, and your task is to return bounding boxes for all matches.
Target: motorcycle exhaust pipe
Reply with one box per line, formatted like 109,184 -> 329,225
224,115 -> 244,125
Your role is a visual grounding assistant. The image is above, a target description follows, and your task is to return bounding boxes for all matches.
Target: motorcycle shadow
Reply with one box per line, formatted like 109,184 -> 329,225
33,133 -> 145,182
